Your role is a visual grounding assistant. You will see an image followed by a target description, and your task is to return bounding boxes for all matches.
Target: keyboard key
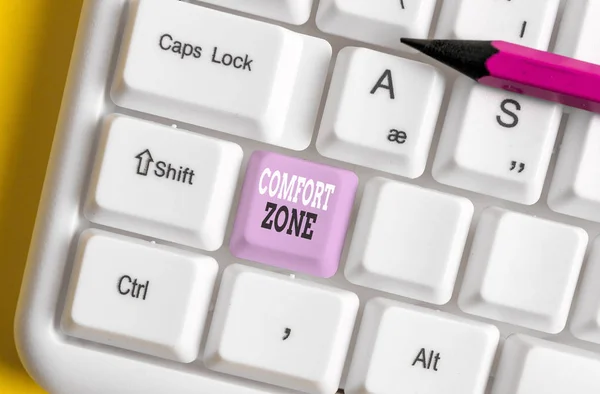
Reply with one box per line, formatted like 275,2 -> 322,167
548,112 -> 600,222
316,47 -> 444,179
316,0 -> 437,51
111,0 -> 331,150
204,264 -> 359,394
345,298 -> 498,394
458,208 -> 587,333
230,151 -> 358,278
432,79 -> 561,204
84,115 -> 242,251
61,230 -> 218,362
435,0 -> 560,50
570,236 -> 600,344
345,178 -> 473,305
196,0 -> 313,25
491,335 -> 600,394
555,0 -> 600,65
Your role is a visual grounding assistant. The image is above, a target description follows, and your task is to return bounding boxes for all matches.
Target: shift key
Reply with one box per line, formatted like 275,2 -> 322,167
230,151 -> 358,278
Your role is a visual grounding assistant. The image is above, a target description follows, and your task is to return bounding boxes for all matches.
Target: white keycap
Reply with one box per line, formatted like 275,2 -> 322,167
204,264 -> 358,394
435,0 -> 560,50
555,0 -> 600,65
492,335 -> 600,394
432,79 -> 561,204
345,178 -> 473,305
346,298 -> 499,394
196,0 -> 313,25
317,47 -> 444,179
316,0 -> 438,51
458,208 -> 587,333
84,115 -> 242,251
111,0 -> 331,151
570,236 -> 600,344
61,230 -> 218,363
548,112 -> 600,222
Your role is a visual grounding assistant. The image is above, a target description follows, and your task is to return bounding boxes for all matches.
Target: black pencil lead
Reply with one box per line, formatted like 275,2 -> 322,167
400,38 -> 498,80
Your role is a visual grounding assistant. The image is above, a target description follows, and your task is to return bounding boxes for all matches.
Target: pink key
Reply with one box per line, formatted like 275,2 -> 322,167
230,151 -> 358,278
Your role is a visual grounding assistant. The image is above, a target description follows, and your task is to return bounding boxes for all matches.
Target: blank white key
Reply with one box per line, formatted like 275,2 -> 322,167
345,178 -> 473,305
112,0 -> 331,150
346,298 -> 499,394
317,47 -> 444,179
548,112 -> 600,222
61,230 -> 218,362
570,237 -> 600,344
555,0 -> 600,65
432,79 -> 561,204
204,264 -> 358,394
84,115 -> 242,251
316,0 -> 438,51
492,335 -> 600,394
435,0 -> 560,49
196,0 -> 313,25
458,208 -> 587,333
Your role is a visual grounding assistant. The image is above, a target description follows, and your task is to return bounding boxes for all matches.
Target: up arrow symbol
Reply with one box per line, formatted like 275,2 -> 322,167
135,149 -> 154,176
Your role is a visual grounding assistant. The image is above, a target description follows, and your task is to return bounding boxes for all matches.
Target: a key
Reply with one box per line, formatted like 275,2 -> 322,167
345,298 -> 498,394
548,112 -> 600,222
204,264 -> 359,394
432,79 -> 561,204
345,177 -> 473,305
435,0 -> 560,50
316,0 -> 437,51
61,230 -> 218,362
458,207 -> 587,333
570,236 -> 600,344
111,0 -> 331,150
229,151 -> 358,278
555,0 -> 600,65
492,335 -> 600,394
196,0 -> 313,25
84,115 -> 242,251
317,47 -> 445,179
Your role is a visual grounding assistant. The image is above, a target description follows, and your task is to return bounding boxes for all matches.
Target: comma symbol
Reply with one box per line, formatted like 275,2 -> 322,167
283,328 -> 291,341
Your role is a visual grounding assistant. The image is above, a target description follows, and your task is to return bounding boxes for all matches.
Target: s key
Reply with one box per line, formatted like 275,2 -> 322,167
432,79 -> 561,204
111,0 -> 331,150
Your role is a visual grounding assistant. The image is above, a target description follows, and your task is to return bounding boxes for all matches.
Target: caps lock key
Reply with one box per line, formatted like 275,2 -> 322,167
111,0 -> 331,151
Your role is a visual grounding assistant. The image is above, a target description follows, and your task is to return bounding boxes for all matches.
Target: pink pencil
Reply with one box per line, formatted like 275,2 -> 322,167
401,38 -> 600,114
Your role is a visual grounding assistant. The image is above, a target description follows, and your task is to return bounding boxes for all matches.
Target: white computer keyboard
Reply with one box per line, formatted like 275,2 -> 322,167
14,0 -> 600,393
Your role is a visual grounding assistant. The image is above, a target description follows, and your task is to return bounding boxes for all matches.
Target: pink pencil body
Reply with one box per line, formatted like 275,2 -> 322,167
482,41 -> 600,113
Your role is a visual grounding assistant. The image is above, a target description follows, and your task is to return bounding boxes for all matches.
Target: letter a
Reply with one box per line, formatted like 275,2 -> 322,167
411,348 -> 427,368
370,69 -> 395,99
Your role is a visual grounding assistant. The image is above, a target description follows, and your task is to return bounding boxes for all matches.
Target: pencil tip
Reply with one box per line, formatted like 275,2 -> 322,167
400,38 -> 429,51
399,38 -> 497,80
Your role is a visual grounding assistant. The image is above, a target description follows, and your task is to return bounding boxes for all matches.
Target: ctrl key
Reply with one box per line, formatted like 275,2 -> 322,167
61,230 -> 218,362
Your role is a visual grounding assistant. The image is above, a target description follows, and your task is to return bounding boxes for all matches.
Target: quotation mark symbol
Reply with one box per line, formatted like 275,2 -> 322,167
510,161 -> 525,173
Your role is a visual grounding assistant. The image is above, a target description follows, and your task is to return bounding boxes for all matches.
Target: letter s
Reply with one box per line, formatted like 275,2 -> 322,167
159,34 -> 173,50
497,99 -> 521,128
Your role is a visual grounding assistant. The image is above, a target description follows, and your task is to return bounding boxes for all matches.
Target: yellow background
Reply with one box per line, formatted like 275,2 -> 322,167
0,1 -> 83,392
